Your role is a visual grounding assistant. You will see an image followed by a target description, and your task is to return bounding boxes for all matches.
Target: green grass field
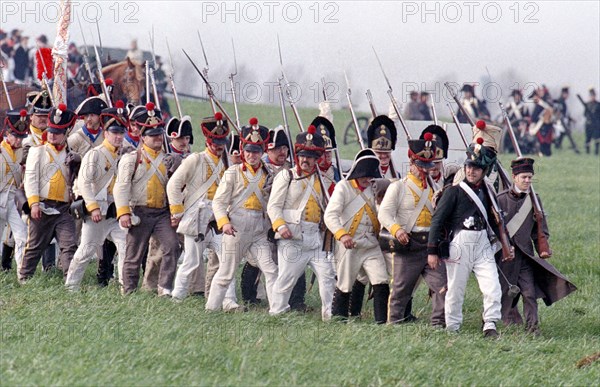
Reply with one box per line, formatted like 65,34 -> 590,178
1,101 -> 599,385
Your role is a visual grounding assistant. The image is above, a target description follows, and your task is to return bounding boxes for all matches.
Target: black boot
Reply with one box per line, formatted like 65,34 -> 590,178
332,287 -> 350,321
97,240 -> 117,287
241,262 -> 261,304
372,284 -> 390,324
403,297 -> 418,322
349,280 -> 366,317
1,244 -> 13,271
289,272 -> 307,311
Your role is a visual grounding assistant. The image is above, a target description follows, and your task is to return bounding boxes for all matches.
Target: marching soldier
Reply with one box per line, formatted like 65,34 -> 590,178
311,105 -> 342,196
457,84 -> 490,123
404,91 -> 423,121
552,87 -> 579,153
168,112 -> 239,308
427,140 -> 509,337
68,96 -> 108,157
205,117 -> 278,311
0,109 -> 30,272
367,115 -> 398,179
379,134 -> 447,326
24,90 -> 52,148
497,158 -> 576,335
240,126 -> 292,306
65,101 -> 129,291
583,88 -> 600,155
419,125 -> 452,192
267,125 -> 335,321
418,92 -> 433,121
324,149 -> 389,323
529,90 -> 555,157
19,104 -> 80,282
504,90 -> 530,153
114,102 -> 180,296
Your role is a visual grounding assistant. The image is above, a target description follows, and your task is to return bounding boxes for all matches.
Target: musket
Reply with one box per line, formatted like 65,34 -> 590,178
430,94 -> 438,125
278,36 -> 330,204
576,94 -> 592,116
182,49 -> 240,135
197,30 -> 217,114
0,65 -> 14,110
321,75 -> 343,176
75,13 -> 95,82
344,71 -> 365,150
95,18 -> 104,61
499,102 -> 552,257
36,46 -> 55,107
447,103 -> 514,262
147,30 -> 161,111
276,36 -> 296,165
445,82 -> 475,126
229,39 -> 241,130
93,45 -> 113,108
166,38 -> 183,119
365,89 -> 377,118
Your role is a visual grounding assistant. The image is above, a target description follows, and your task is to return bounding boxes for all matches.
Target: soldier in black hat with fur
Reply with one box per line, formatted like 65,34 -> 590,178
497,158 -> 576,335
367,115 -> 398,179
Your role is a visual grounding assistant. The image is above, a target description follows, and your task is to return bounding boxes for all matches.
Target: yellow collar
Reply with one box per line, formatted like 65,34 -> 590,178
207,149 -> 221,163
1,140 -> 16,159
143,144 -> 162,158
102,139 -> 118,155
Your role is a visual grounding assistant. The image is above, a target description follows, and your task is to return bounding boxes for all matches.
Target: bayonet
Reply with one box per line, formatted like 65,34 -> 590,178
182,48 -> 240,134
197,30 -> 216,113
94,17 -> 103,61
166,38 -> 183,118
75,12 -> 95,82
431,94 -> 438,125
229,38 -> 241,130
0,64 -> 13,110
344,71 -> 365,150
93,44 -> 112,107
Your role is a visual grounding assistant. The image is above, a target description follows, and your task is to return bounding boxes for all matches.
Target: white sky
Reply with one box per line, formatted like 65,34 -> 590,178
3,0 -> 599,118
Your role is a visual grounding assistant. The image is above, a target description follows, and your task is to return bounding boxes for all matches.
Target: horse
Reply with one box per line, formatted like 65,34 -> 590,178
101,57 -> 145,106
0,82 -> 39,125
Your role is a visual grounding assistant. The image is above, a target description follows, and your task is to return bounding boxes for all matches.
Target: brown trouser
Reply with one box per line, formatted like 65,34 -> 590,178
122,206 -> 180,293
387,233 -> 447,326
19,201 -> 77,280
499,248 -> 538,328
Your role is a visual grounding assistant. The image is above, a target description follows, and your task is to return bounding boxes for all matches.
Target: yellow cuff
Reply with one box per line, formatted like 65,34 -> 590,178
27,196 -> 40,207
116,206 -> 131,219
170,204 -> 184,215
334,228 -> 348,241
389,224 -> 402,238
217,216 -> 230,229
86,202 -> 100,212
272,218 -> 286,231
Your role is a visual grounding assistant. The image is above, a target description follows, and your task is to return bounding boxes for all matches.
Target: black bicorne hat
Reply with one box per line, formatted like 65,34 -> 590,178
167,115 -> 194,144
346,149 -> 382,181
310,116 -> 337,150
268,126 -> 290,150
76,96 -> 108,116
367,115 -> 397,152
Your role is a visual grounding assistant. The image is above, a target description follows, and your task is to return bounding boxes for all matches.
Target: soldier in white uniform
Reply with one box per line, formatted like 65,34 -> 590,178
68,96 -> 107,157
168,112 -> 239,309
267,125 -> 335,320
0,109 -> 30,273
65,101 -> 129,291
205,118 -> 278,311
324,149 -> 389,323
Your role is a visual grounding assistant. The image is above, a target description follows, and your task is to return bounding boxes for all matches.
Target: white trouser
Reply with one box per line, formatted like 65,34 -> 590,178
445,230 -> 502,332
65,217 -> 127,290
206,209 -> 277,311
0,191 -> 27,273
172,232 -> 238,307
269,222 -> 336,321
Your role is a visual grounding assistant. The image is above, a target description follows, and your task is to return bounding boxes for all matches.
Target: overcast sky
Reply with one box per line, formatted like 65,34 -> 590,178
3,0 -> 599,120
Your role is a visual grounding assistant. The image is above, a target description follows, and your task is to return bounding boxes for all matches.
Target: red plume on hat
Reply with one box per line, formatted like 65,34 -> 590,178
36,47 -> 53,80
476,120 -> 486,130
